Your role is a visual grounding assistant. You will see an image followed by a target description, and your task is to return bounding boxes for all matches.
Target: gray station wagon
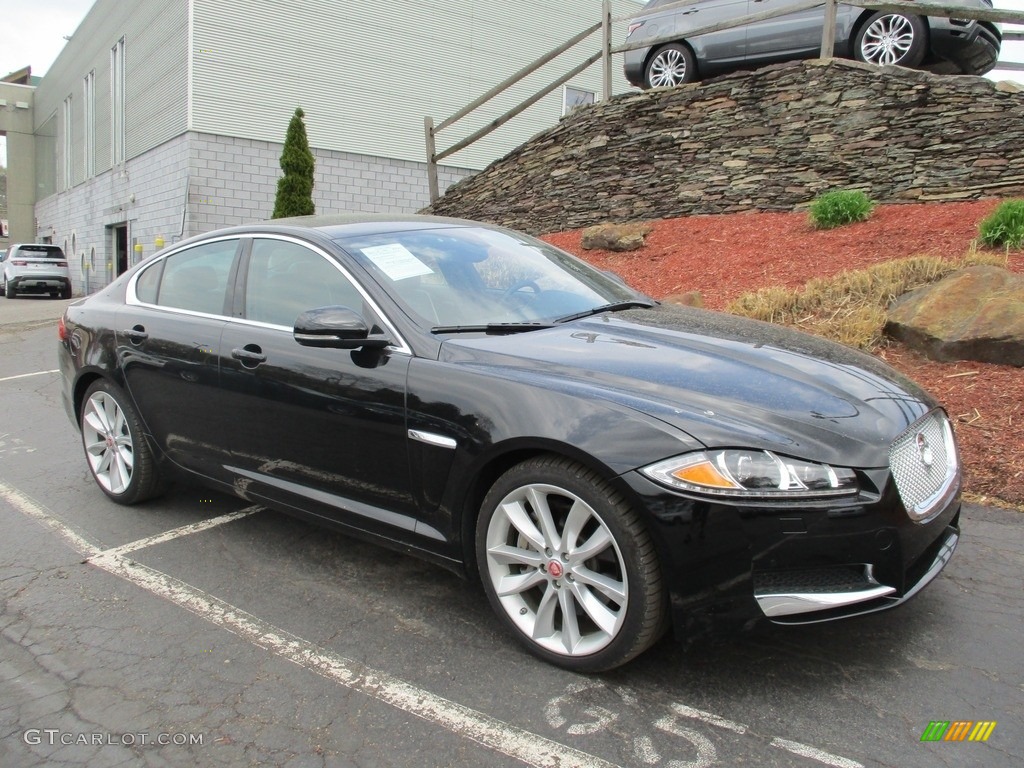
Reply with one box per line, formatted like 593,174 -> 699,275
623,0 -> 1002,88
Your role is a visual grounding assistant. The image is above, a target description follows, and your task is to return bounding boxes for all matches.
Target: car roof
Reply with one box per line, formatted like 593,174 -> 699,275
208,213 -> 488,242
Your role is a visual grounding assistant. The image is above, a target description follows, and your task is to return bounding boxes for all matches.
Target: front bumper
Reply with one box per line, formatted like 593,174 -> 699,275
755,523 -> 958,624
620,468 -> 961,638
623,47 -> 648,88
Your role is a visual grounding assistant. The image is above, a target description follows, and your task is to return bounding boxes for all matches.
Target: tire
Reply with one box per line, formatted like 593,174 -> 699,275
80,380 -> 163,505
4,279 -> 14,299
476,456 -> 666,671
644,43 -> 697,89
854,13 -> 927,68
60,284 -> 72,300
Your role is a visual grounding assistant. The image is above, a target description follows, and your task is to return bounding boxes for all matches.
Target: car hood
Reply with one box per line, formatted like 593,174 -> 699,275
438,305 -> 936,468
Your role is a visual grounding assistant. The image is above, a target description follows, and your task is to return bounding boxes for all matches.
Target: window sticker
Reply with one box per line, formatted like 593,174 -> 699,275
362,243 -> 433,281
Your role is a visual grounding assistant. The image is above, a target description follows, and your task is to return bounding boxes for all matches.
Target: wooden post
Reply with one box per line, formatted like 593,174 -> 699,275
602,0 -> 612,101
820,0 -> 837,60
424,116 -> 439,204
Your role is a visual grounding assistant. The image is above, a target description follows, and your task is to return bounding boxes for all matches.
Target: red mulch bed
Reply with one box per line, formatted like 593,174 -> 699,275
543,200 -> 1024,509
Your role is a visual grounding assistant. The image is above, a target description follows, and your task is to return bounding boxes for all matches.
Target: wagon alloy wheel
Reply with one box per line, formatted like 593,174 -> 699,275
645,43 -> 696,88
478,457 -> 665,671
856,13 -> 927,67
80,381 -> 162,504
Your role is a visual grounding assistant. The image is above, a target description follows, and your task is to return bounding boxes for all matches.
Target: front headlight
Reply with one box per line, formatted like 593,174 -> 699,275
642,450 -> 858,499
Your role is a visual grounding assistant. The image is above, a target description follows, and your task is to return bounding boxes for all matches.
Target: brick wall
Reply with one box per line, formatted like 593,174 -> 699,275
188,134 -> 470,230
424,59 -> 1024,235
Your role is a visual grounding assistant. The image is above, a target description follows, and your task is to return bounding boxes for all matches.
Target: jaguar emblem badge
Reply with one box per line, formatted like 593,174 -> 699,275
916,432 -> 934,468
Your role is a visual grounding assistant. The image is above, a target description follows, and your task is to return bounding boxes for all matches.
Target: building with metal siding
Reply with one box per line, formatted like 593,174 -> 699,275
31,0 -> 642,295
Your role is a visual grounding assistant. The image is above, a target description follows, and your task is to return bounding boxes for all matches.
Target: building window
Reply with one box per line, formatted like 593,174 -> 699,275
62,95 -> 73,189
111,37 -> 126,164
83,71 -> 95,177
563,86 -> 596,116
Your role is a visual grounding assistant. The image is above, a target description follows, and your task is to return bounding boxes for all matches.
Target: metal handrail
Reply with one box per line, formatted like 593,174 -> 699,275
424,0 -> 1024,203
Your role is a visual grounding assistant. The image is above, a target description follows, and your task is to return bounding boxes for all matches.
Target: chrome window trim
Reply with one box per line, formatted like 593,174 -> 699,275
125,233 -> 412,355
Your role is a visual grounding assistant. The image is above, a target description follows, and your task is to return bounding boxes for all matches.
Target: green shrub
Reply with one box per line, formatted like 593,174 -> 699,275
807,190 -> 875,230
272,107 -> 315,219
978,199 -> 1024,250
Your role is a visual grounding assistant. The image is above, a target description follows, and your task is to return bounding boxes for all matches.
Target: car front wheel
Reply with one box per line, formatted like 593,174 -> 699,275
854,13 -> 927,68
644,43 -> 697,88
80,380 -> 163,504
477,456 -> 665,671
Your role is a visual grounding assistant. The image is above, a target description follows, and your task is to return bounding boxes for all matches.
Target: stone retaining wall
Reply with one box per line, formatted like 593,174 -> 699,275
424,59 -> 1024,235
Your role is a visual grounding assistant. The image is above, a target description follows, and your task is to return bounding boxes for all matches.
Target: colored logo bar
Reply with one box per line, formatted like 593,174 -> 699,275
921,721 -> 997,742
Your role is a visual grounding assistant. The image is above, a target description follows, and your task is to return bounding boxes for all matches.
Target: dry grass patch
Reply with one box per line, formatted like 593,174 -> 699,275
727,250 -> 1008,349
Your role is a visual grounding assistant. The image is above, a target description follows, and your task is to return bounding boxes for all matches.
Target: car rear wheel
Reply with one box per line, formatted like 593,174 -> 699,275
80,380 -> 163,504
60,284 -> 72,300
477,456 -> 665,671
854,13 -> 927,68
4,280 -> 14,298
644,43 -> 697,88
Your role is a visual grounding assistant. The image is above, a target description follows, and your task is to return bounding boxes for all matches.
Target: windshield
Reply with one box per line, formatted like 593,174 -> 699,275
336,226 -> 642,328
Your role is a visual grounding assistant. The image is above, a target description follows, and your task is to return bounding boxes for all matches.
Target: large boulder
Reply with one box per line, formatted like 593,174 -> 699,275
580,222 -> 653,251
885,266 -> 1024,366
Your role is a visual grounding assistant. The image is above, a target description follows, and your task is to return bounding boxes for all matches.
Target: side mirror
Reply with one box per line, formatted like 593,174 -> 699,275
293,306 -> 391,350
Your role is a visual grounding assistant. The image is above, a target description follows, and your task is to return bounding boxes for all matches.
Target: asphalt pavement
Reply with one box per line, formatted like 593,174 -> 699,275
1,294 -> 1021,767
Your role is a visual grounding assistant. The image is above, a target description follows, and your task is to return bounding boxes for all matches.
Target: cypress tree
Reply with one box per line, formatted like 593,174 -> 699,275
271,107 -> 315,218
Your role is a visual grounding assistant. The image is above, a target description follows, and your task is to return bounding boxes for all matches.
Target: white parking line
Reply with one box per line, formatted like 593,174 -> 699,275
771,737 -> 865,768
0,483 -> 101,558
90,506 -> 263,559
1,481 -> 617,768
0,369 -> 60,383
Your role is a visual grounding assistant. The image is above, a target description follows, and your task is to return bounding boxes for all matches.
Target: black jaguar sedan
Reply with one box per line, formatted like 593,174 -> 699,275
58,214 -> 960,671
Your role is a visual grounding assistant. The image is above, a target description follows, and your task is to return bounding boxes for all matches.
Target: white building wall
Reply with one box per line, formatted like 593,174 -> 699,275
34,0 -> 189,189
191,0 -> 643,170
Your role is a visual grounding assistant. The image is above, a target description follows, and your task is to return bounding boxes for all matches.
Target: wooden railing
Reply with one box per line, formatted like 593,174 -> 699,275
424,0 -> 1024,202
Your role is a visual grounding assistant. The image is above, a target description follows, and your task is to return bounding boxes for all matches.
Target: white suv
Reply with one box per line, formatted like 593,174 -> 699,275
1,244 -> 72,299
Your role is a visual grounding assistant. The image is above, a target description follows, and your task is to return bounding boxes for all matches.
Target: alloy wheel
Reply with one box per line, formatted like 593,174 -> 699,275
860,14 -> 917,65
484,482 -> 628,656
648,48 -> 689,87
82,390 -> 135,494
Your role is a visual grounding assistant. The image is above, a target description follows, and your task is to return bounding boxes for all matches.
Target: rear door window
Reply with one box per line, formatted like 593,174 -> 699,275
136,239 -> 240,316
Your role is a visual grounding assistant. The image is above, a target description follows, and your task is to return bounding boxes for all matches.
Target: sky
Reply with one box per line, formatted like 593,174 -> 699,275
0,0 -> 1022,166
0,0 -> 94,81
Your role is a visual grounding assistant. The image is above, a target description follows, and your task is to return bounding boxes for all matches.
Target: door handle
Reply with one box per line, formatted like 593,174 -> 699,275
122,325 -> 148,343
231,345 -> 267,365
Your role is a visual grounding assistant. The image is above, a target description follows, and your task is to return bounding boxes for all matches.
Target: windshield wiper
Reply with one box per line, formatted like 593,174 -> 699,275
555,300 -> 655,324
431,322 -> 555,335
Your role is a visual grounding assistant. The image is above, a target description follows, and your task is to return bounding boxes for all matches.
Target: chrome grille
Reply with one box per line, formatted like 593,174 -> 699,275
889,411 -> 960,522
